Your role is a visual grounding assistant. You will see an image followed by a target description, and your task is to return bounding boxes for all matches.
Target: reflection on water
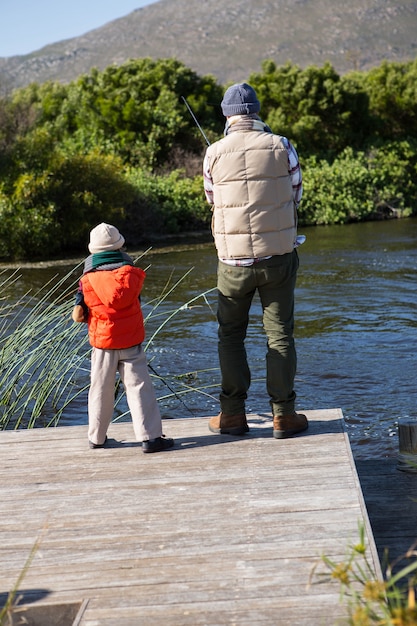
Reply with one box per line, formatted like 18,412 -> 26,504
1,218 -> 416,460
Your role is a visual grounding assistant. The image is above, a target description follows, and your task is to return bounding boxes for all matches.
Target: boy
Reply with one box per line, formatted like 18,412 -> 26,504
72,222 -> 174,453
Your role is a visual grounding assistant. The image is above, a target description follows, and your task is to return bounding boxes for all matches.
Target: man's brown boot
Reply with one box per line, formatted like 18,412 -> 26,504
209,412 -> 249,436
273,412 -> 308,439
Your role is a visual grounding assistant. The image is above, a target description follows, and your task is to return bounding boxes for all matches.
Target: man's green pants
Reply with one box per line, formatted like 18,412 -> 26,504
217,250 -> 299,417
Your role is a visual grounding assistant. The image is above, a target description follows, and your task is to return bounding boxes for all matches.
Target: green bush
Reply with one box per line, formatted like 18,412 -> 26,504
1,58 -> 417,260
300,150 -> 375,225
125,168 -> 210,235
300,141 -> 417,225
1,150 -> 134,259
0,184 -> 60,258
249,60 -> 374,158
346,58 -> 417,142
367,140 -> 417,216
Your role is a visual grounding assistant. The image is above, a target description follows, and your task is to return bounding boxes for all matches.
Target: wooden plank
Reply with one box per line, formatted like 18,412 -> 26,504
0,409 -> 380,625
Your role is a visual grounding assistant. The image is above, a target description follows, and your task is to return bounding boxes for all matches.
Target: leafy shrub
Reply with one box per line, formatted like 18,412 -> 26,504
366,140 -> 417,216
2,150 -> 134,259
125,168 -> 210,235
300,150 -> 375,225
346,59 -> 417,142
0,182 -> 61,258
249,60 -> 374,158
300,142 -> 417,225
1,58 -> 417,260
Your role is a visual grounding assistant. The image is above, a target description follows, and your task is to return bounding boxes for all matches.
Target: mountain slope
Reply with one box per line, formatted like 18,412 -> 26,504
1,0 -> 417,91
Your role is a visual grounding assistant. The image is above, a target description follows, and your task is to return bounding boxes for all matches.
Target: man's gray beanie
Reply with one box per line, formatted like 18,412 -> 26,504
221,83 -> 261,116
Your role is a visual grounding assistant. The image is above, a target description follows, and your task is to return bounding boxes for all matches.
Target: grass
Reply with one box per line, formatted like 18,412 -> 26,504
0,528 -> 45,626
312,523 -> 417,625
0,255 -> 218,430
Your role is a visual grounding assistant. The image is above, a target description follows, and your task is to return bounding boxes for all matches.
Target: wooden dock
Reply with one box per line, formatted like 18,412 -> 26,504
0,409 -> 381,625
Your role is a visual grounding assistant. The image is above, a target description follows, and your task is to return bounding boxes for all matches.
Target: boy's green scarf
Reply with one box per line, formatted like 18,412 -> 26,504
83,251 -> 134,274
91,251 -> 128,269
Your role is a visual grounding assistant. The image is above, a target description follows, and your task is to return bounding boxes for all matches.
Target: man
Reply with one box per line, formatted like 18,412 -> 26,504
203,82 -> 308,439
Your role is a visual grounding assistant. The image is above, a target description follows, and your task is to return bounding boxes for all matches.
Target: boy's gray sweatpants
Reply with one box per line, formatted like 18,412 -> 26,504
88,344 -> 163,445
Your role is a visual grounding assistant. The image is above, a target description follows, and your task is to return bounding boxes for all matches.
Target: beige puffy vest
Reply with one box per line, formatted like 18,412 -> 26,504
206,130 -> 297,259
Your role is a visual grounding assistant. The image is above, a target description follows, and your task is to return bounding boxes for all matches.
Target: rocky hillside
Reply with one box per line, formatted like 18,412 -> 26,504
1,0 -> 417,91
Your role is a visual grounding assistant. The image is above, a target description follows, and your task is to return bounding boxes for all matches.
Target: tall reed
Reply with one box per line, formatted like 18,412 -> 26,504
0,257 -> 218,430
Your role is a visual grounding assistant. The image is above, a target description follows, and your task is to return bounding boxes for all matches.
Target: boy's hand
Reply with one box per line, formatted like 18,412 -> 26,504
72,305 -> 88,323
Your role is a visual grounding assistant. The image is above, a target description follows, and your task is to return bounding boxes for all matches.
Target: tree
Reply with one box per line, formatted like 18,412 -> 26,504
64,58 -> 223,168
249,60 -> 373,157
346,59 -> 417,141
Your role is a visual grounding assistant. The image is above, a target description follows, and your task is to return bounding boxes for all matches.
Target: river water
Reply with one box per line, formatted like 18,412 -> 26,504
2,218 -> 417,460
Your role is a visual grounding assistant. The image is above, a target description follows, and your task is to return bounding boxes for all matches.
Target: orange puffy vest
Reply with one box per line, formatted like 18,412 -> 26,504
81,265 -> 146,350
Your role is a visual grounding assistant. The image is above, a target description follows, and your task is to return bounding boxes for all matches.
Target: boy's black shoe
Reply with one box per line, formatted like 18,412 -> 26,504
142,435 -> 174,454
89,436 -> 108,449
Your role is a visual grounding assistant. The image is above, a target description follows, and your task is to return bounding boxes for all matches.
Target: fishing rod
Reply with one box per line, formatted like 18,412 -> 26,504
181,96 -> 211,146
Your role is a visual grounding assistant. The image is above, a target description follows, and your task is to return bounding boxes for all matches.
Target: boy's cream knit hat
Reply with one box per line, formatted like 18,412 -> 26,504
88,223 -> 125,253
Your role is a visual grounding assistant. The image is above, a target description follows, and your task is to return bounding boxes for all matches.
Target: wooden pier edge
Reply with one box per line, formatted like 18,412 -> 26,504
340,417 -> 384,582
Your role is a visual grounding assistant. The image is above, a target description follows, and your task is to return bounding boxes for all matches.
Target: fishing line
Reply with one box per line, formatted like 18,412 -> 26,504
147,361 -> 195,416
